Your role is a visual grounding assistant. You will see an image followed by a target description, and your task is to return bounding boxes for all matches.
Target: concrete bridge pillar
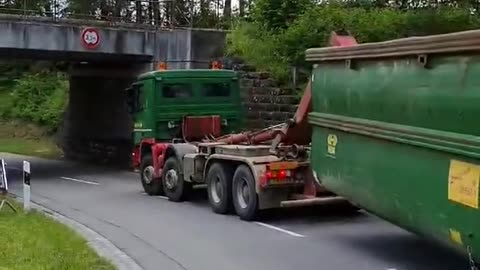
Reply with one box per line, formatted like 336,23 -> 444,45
59,62 -> 151,167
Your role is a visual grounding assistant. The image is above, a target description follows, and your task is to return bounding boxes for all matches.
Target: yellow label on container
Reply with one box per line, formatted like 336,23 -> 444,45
327,134 -> 338,155
449,228 -> 463,245
448,160 -> 480,209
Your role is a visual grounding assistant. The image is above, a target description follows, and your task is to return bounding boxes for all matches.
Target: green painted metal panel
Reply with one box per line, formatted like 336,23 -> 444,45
308,48 -> 480,260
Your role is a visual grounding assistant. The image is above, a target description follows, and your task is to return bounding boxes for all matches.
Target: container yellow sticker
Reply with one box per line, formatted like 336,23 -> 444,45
327,134 -> 338,155
448,160 -> 480,209
449,228 -> 463,246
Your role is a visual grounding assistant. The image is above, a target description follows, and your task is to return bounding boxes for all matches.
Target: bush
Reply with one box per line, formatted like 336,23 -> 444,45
277,5 -> 409,72
226,22 -> 290,81
8,72 -> 68,132
227,4 -> 480,82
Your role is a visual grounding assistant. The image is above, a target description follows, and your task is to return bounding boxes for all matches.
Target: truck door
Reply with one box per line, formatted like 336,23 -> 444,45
128,79 -> 155,144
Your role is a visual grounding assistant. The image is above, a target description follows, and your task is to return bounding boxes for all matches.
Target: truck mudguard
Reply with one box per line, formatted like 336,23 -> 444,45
164,143 -> 199,168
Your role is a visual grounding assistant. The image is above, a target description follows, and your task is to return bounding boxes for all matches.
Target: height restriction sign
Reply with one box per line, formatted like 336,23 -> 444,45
81,27 -> 100,49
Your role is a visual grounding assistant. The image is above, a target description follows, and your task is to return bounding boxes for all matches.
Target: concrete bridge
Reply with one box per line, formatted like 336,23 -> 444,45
0,14 -> 226,68
0,15 -> 228,166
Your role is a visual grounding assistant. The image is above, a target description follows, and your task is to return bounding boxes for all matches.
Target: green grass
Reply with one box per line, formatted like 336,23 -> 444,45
0,120 -> 63,159
0,199 -> 115,270
0,137 -> 63,159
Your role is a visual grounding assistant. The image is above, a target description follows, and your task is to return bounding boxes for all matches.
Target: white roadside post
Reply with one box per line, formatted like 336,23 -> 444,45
23,160 -> 31,212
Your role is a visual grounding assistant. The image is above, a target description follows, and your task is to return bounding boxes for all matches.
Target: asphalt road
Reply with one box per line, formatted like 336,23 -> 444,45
2,153 -> 470,270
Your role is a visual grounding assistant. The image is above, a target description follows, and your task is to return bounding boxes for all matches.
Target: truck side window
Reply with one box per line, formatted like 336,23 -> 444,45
162,83 -> 193,98
202,83 -> 230,97
126,83 -> 143,113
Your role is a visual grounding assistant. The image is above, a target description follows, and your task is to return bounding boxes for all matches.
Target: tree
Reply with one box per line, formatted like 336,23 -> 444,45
135,0 -> 143,22
251,0 -> 314,31
223,0 -> 231,20
239,0 -> 246,16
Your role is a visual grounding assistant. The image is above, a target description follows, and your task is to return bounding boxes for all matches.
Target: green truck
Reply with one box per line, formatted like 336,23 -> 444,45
126,57 -> 353,221
305,29 -> 480,265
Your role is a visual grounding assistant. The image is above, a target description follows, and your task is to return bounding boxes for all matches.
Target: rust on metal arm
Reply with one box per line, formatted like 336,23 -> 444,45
217,30 -> 359,147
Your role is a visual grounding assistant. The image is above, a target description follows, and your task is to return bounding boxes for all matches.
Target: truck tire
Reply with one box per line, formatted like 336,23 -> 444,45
232,165 -> 258,221
140,154 -> 164,196
206,162 -> 234,214
162,156 -> 192,202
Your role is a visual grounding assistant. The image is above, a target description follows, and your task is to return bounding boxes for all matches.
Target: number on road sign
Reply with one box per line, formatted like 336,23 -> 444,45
81,28 -> 100,49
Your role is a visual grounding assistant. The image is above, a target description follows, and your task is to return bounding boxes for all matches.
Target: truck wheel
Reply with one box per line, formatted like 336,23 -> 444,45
206,162 -> 234,214
232,165 -> 258,221
140,154 -> 164,196
162,156 -> 192,202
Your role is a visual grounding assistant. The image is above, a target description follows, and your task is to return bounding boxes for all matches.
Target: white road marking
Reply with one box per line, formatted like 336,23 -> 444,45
60,177 -> 99,186
254,222 -> 305,238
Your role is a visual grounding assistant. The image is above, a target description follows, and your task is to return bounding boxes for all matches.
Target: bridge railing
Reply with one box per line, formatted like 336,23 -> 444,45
0,0 -> 224,29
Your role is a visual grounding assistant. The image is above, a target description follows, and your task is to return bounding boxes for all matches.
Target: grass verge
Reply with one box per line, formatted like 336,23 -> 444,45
0,120 -> 63,159
0,198 -> 115,270
0,137 -> 62,159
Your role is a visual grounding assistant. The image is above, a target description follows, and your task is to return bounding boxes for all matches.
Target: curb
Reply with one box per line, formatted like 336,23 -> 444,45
10,194 -> 144,270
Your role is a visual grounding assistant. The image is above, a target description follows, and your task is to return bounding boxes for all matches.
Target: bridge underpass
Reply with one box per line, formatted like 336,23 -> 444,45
0,16 -> 226,166
60,62 -> 149,167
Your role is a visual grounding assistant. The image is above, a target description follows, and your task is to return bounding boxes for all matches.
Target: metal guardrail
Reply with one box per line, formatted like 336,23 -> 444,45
0,0 -> 223,29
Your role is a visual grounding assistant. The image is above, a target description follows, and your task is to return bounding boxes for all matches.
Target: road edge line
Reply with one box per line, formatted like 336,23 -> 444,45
254,222 -> 305,238
10,194 -> 144,270
60,176 -> 100,185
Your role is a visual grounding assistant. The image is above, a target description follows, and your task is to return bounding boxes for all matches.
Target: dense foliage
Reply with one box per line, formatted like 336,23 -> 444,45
250,0 -> 314,31
0,72 -> 68,132
227,1 -> 480,82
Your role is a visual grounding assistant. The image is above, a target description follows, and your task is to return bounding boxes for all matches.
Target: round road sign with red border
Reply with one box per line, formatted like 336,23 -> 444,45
81,27 -> 100,49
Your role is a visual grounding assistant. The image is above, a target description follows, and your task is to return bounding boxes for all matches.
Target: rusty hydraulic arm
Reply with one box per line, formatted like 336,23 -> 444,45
214,30 -> 358,148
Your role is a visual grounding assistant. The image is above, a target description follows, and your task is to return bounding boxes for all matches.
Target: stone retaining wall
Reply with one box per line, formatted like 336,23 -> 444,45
239,71 -> 300,129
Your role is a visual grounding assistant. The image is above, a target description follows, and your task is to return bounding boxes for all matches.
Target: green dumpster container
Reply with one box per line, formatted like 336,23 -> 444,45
306,30 -> 480,262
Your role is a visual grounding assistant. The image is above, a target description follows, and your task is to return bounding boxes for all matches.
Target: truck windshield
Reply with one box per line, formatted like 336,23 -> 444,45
201,82 -> 230,97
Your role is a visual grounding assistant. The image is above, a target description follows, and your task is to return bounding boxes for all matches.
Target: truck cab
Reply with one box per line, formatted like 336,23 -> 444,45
126,69 -> 243,170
